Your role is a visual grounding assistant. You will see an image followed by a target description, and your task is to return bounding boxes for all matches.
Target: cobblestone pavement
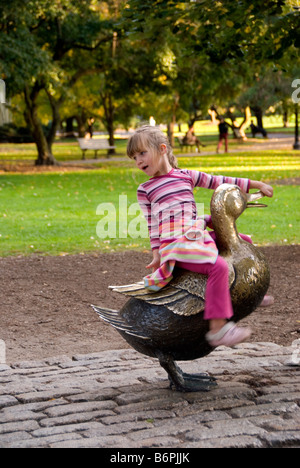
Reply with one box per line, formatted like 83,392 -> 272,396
0,342 -> 299,448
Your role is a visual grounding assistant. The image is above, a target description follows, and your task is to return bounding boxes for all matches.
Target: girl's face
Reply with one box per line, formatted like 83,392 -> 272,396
133,144 -> 171,178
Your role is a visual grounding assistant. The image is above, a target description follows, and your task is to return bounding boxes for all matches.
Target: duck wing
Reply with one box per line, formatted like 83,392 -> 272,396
109,269 -> 209,317
91,305 -> 151,340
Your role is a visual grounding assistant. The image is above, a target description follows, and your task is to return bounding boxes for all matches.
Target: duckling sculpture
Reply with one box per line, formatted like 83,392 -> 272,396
92,184 -> 270,392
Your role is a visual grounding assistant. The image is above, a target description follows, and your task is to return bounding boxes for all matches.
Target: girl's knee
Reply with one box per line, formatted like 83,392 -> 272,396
214,256 -> 229,276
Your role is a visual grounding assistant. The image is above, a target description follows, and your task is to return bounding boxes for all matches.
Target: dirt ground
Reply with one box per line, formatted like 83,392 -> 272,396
0,245 -> 299,364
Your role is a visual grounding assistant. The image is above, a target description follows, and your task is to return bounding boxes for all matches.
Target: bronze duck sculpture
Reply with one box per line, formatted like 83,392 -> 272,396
92,184 -> 270,392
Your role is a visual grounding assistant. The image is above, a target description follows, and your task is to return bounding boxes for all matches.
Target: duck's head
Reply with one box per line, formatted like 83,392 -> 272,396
211,184 -> 267,250
211,183 -> 267,220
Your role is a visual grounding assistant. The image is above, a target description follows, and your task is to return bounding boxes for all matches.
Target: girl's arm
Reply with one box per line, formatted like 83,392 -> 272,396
190,170 -> 249,193
249,180 -> 273,197
137,186 -> 160,250
189,169 -> 273,198
137,186 -> 161,272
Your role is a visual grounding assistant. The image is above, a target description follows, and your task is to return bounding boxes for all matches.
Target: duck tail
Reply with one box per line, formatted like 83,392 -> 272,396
91,305 -> 150,340
91,305 -> 121,327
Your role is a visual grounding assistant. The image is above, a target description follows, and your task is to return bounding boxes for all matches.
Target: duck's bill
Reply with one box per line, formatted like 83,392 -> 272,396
246,191 -> 268,208
247,203 -> 268,208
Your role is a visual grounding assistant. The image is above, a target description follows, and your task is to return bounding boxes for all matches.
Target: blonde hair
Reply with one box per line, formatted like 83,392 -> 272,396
127,125 -> 178,169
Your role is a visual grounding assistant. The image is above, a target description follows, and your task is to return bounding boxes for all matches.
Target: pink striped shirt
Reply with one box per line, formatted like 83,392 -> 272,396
137,168 -> 250,250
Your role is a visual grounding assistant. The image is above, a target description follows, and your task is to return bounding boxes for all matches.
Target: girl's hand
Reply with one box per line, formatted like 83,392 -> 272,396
146,250 -> 160,272
249,180 -> 273,198
146,259 -> 160,272
259,182 -> 273,198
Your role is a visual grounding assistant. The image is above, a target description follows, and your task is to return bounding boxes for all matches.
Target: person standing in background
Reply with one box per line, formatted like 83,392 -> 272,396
217,117 -> 229,153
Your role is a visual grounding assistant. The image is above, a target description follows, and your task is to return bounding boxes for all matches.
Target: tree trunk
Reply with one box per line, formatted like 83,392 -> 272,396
208,108 -> 218,125
283,109 -> 289,128
239,106 -> 252,140
46,91 -> 62,155
24,85 -> 58,166
107,120 -> 115,155
75,112 -> 87,138
167,122 -> 174,147
65,117 -> 74,134
101,92 -> 116,157
168,94 -> 179,147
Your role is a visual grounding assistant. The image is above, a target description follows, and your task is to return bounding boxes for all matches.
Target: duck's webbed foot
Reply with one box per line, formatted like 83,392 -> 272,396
158,353 -> 217,393
169,371 -> 217,393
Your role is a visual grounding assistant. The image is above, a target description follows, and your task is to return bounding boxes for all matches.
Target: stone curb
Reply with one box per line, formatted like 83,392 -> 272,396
0,342 -> 299,448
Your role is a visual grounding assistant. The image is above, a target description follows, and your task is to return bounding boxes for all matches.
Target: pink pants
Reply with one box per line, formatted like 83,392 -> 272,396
217,133 -> 228,152
177,233 -> 252,321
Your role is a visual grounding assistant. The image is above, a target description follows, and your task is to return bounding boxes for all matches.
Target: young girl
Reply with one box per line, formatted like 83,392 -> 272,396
127,126 -> 273,348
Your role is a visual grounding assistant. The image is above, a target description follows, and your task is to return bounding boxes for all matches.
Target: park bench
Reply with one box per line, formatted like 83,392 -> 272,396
77,138 -> 116,159
176,136 -> 197,152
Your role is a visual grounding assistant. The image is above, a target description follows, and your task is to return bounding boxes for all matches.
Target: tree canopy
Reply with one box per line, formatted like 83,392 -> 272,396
0,0 -> 299,163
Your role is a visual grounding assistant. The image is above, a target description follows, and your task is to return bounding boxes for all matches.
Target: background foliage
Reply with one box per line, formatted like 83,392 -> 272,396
0,0 -> 299,164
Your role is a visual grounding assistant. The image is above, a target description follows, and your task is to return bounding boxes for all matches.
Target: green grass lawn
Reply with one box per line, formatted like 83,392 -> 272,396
0,146 -> 299,256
